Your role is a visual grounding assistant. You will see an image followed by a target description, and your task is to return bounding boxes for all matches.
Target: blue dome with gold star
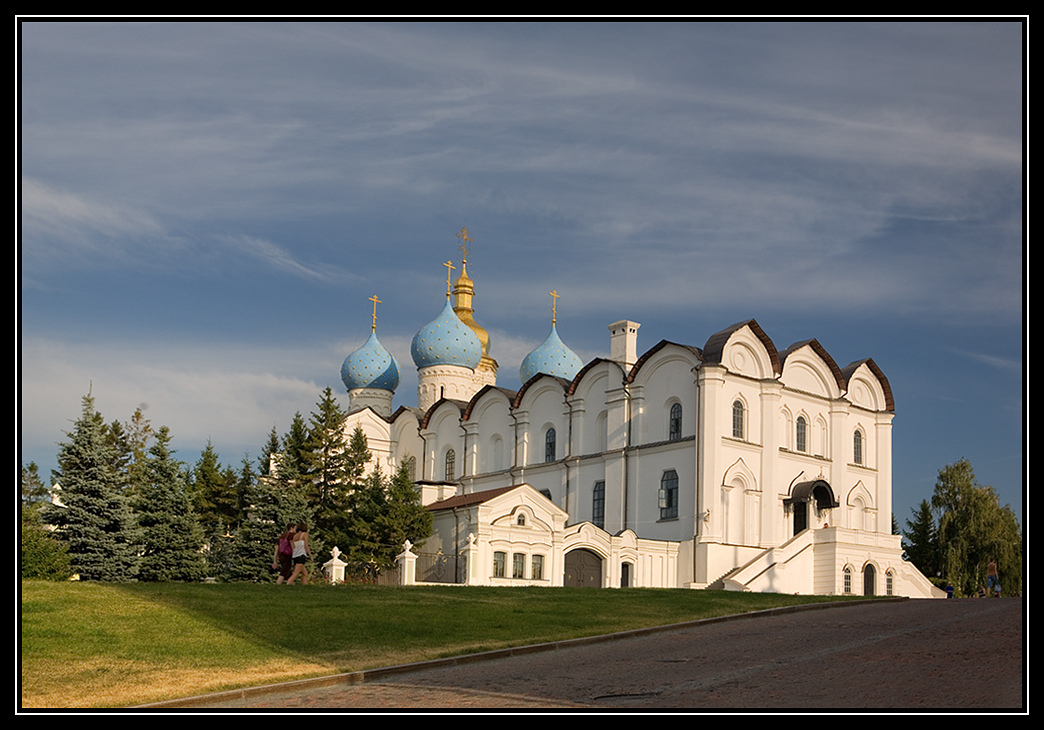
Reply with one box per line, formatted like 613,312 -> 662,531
411,298 -> 483,370
341,330 -> 400,392
520,324 -> 583,383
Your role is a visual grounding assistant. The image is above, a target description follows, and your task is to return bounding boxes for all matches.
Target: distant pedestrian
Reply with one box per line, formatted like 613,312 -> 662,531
272,525 -> 295,584
286,522 -> 311,585
987,559 -> 1001,597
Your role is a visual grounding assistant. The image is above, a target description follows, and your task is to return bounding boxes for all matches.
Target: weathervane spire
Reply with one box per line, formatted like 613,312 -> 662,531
456,226 -> 473,265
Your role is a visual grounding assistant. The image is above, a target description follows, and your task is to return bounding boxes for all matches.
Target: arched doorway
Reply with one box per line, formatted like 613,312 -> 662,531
785,479 -> 840,537
564,549 -> 602,587
863,564 -> 876,596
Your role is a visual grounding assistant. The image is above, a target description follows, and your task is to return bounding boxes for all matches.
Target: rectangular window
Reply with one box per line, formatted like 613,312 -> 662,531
593,480 -> 605,529
531,554 -> 544,581
512,553 -> 526,579
659,470 -> 679,520
493,551 -> 506,578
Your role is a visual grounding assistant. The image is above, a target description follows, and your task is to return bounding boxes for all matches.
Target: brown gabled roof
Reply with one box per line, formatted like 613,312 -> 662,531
778,338 -> 846,395
566,357 -> 627,395
840,358 -> 895,412
426,485 -> 518,512
461,384 -> 518,421
701,319 -> 780,376
418,397 -> 470,430
512,372 -> 571,409
626,340 -> 703,384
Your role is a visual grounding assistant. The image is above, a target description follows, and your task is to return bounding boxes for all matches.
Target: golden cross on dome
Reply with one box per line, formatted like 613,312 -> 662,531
443,260 -> 456,296
549,290 -> 560,325
456,227 -> 473,264
368,294 -> 381,332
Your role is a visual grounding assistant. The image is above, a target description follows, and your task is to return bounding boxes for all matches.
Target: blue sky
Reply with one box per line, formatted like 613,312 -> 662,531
19,20 -> 1025,528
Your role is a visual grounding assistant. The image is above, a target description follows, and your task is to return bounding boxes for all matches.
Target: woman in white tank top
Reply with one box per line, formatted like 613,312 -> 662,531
285,522 -> 311,585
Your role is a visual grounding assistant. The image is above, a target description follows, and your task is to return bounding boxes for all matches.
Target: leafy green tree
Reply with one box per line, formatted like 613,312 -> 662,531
135,427 -> 206,582
931,458 -> 1022,597
42,392 -> 139,581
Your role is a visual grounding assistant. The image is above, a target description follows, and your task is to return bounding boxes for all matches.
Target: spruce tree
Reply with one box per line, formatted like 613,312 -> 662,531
902,499 -> 940,580
191,441 -> 243,536
302,388 -> 356,549
227,454 -> 312,582
21,462 -> 71,580
135,427 -> 206,582
382,459 -> 433,566
43,392 -> 139,581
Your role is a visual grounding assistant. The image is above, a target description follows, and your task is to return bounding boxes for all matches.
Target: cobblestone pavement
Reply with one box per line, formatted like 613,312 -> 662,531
146,597 -> 1024,711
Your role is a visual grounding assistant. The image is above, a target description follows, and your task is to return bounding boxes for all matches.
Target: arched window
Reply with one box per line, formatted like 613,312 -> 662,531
732,400 -> 744,439
843,566 -> 852,594
796,416 -> 807,453
545,428 -> 556,463
659,470 -> 679,520
444,449 -> 455,481
853,429 -> 863,465
592,480 -> 605,529
669,403 -> 682,441
404,455 -> 417,481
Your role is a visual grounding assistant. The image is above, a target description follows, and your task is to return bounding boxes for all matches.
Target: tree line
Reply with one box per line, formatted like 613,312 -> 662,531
20,386 -> 432,583
901,458 -> 1022,597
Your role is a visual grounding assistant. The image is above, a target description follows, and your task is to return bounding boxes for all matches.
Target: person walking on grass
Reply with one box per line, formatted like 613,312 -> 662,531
286,522 -> 311,585
272,525 -> 295,584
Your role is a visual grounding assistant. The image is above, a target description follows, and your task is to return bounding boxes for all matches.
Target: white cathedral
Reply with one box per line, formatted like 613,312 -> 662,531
337,231 -> 942,598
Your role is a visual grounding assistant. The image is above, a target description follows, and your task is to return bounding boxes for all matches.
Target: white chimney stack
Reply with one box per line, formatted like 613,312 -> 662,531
608,320 -> 640,368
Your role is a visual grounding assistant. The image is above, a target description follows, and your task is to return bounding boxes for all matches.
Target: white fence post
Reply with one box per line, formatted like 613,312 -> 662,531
397,540 -> 417,586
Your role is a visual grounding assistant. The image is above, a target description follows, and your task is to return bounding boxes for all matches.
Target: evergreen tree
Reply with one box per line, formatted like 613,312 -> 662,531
21,462 -> 71,580
21,461 -> 49,505
259,426 -> 281,476
382,459 -> 433,565
226,454 -> 312,582
42,392 -> 139,581
343,467 -> 389,575
135,426 -> 206,582
931,458 -> 1023,596
117,406 -> 155,501
343,460 -> 432,576
191,441 -> 243,535
903,499 -> 940,580
301,388 -> 360,550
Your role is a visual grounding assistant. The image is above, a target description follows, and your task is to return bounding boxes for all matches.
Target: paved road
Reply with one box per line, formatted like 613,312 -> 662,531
149,597 -> 1024,711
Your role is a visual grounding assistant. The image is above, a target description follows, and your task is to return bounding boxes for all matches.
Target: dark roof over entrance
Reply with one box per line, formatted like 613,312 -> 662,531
784,479 -> 840,510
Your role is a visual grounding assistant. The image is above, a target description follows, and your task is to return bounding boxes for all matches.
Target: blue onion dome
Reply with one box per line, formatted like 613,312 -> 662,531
520,323 -> 584,382
341,330 -> 400,392
411,298 -> 483,370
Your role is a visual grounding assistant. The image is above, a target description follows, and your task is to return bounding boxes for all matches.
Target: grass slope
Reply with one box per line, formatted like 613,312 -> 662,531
21,581 -> 859,708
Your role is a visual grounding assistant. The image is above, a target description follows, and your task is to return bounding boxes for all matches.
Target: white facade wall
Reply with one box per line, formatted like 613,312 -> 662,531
340,317 -> 940,598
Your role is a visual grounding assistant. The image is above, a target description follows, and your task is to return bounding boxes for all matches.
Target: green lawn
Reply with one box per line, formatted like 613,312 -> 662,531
20,580 -> 862,708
